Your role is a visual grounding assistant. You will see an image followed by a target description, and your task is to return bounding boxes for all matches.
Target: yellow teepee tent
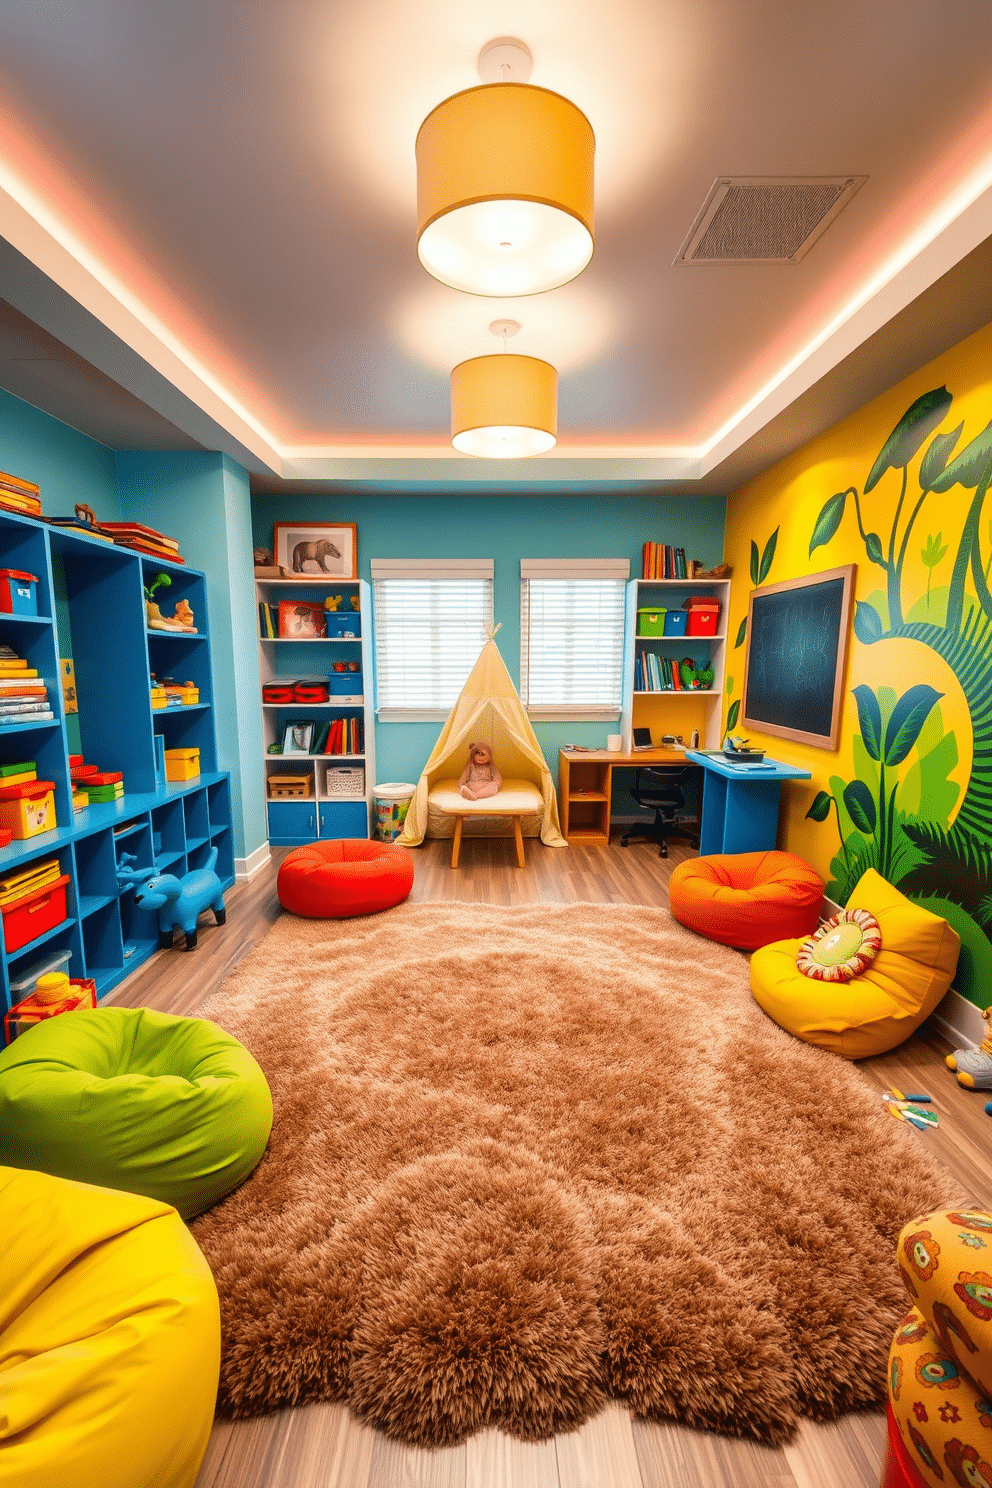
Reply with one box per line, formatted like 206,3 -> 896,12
398,633 -> 567,848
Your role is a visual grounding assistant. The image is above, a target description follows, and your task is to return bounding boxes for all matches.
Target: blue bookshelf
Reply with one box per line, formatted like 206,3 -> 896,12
0,510 -> 235,1013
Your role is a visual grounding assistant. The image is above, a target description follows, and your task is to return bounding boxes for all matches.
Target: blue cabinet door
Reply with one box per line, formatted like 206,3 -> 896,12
318,800 -> 368,839
267,800 -> 317,844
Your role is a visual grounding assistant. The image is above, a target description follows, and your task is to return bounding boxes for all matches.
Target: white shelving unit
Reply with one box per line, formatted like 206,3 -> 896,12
256,576 -> 376,845
620,578 -> 732,751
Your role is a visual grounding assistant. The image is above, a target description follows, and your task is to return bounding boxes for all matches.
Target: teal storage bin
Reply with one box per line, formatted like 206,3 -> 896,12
325,610 -> 360,637
663,610 -> 688,636
328,671 -> 361,694
636,608 -> 667,636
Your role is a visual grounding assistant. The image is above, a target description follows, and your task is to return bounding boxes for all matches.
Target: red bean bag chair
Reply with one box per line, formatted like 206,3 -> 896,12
277,839 -> 414,919
668,850 -> 823,951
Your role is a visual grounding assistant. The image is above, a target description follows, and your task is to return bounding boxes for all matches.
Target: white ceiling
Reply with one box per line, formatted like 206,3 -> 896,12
1,1 -> 991,488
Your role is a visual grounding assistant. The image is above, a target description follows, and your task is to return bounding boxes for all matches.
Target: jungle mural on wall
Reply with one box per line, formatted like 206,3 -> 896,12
722,325 -> 992,1009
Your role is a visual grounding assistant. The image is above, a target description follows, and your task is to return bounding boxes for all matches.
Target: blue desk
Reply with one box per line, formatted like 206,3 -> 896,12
684,750 -> 811,855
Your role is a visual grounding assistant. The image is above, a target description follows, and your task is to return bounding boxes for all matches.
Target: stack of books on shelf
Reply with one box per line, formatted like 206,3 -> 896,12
0,648 -> 53,725
642,543 -> 688,579
99,522 -> 184,563
277,714 -> 364,757
636,650 -> 686,692
70,755 -> 124,808
0,471 -> 41,519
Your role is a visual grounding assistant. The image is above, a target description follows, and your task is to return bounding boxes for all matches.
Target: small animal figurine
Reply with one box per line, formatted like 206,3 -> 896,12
253,546 -> 273,566
458,741 -> 502,801
324,595 -> 343,612
350,595 -> 361,611
133,847 -> 226,951
292,538 -> 340,573
172,598 -> 196,632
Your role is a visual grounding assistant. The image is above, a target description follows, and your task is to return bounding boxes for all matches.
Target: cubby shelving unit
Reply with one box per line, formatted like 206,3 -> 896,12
0,510 -> 233,1016
620,577 -> 733,751
256,576 -> 375,845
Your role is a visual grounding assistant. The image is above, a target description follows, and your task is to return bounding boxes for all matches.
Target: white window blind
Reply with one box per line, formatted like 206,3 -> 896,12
371,559 -> 494,720
520,559 -> 630,720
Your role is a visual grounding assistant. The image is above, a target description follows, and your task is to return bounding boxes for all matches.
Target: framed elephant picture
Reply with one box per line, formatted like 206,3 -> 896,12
273,522 -> 357,579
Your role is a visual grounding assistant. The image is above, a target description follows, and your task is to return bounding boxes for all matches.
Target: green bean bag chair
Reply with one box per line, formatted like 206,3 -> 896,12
0,1006 -> 272,1220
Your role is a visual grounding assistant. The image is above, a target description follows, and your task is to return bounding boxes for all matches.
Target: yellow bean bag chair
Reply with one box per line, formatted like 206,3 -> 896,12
749,869 -> 960,1059
0,1166 -> 220,1488
885,1206 -> 992,1488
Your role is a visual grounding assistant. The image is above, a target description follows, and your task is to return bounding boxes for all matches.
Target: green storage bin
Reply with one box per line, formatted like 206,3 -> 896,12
637,608 -> 667,636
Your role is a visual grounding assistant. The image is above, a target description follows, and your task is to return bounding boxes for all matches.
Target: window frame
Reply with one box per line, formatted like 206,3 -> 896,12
371,559 -> 495,722
519,559 -> 630,722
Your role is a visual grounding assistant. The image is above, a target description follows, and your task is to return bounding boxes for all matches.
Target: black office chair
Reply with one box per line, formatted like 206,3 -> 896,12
619,767 -> 698,858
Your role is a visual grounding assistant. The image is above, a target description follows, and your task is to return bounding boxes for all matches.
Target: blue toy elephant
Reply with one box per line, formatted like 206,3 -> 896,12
133,846 -> 226,951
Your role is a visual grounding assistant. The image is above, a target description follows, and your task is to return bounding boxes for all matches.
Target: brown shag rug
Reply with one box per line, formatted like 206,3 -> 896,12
191,900 -> 959,1448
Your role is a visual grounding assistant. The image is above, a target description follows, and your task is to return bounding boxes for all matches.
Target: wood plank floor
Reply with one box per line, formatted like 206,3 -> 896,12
105,834 -> 992,1488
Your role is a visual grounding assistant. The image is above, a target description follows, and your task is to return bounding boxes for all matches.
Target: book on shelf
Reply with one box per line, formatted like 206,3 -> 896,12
0,470 -> 40,497
641,542 -> 688,580
310,721 -> 331,755
277,600 -> 326,639
258,601 -> 277,638
99,521 -> 180,552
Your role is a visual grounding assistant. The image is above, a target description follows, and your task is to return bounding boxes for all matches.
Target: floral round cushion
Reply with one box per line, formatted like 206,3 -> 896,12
796,908 -> 882,982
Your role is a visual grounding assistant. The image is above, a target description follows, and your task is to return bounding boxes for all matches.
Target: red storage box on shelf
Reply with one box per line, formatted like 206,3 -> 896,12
294,681 -> 329,704
685,598 -> 721,636
2,873 -> 70,953
262,682 -> 296,705
4,977 -> 97,1045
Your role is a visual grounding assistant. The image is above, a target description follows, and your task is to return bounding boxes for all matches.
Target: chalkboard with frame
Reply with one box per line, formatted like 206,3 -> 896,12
741,564 -> 855,750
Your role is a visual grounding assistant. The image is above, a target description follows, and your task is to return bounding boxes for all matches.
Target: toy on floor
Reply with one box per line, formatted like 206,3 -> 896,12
132,847 -> 226,950
946,1007 -> 992,1090
882,1088 -> 938,1131
458,741 -> 502,801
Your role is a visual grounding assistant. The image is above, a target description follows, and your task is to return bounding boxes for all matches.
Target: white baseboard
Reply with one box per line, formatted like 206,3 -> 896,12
927,988 -> 987,1051
235,842 -> 271,882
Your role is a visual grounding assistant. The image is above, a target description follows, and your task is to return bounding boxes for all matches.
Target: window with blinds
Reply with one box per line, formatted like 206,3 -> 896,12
520,559 -> 630,720
371,559 -> 494,720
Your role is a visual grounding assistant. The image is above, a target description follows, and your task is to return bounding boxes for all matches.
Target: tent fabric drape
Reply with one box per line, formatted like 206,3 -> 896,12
397,637 -> 567,848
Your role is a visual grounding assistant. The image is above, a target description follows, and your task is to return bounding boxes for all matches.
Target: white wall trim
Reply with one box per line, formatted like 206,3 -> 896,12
927,989 -> 986,1052
235,842 -> 271,882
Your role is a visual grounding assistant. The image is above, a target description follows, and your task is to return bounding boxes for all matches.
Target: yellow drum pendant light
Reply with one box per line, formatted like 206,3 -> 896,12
451,346 -> 557,459
417,40 -> 594,297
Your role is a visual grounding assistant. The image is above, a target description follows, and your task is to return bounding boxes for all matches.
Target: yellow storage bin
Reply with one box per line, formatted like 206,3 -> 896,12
164,748 -> 200,782
0,780 -> 56,840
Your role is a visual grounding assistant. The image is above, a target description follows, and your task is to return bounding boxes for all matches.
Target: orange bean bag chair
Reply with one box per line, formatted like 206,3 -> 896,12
668,850 -> 824,950
277,839 -> 414,918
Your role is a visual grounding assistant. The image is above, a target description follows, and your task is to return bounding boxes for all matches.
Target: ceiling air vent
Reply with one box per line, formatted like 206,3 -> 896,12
674,176 -> 866,265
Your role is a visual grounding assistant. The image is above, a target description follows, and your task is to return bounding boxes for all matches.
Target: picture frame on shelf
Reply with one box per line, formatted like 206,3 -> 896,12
283,721 -> 315,755
273,522 -> 357,579
277,600 -> 326,639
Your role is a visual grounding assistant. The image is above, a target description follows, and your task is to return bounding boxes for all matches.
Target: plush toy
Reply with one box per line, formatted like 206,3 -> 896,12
679,657 -> 716,690
350,595 -> 361,611
458,741 -> 502,801
323,595 -> 343,612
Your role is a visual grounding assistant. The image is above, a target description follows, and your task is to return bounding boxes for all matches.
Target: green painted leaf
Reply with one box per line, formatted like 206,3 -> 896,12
930,418 -> 992,491
843,780 -> 877,834
851,685 -> 882,762
864,386 -> 954,491
919,423 -> 963,490
865,531 -> 885,565
853,600 -> 883,645
808,491 -> 847,556
749,540 -> 759,586
725,674 -> 735,696
805,790 -> 832,823
758,527 -> 779,583
883,683 -> 945,767
727,699 -> 740,731
734,616 -> 747,649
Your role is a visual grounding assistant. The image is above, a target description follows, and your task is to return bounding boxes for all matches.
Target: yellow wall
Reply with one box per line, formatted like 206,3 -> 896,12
724,319 -> 992,1007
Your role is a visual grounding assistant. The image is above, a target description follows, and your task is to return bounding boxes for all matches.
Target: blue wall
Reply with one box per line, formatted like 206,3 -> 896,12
1,388 -> 121,520
252,492 -> 727,783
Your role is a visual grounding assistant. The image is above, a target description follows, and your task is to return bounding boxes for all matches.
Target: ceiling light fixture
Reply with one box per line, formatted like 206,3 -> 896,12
416,38 -> 595,297
451,319 -> 557,458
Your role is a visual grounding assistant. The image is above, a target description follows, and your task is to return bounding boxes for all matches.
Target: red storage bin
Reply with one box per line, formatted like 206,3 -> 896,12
685,599 -> 720,636
2,874 -> 70,953
294,681 -> 329,704
262,682 -> 296,704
